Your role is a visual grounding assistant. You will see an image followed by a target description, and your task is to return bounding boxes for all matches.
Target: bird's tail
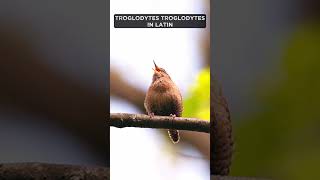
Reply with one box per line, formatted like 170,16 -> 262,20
168,129 -> 179,144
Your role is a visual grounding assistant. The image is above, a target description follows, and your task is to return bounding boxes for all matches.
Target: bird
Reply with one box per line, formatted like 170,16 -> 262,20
144,60 -> 183,143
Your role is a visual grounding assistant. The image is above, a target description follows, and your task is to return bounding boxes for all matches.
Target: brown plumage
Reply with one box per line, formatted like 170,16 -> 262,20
144,61 -> 183,143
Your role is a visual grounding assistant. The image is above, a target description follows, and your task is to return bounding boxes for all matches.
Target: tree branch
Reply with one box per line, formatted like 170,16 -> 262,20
109,113 -> 210,133
211,176 -> 270,180
0,163 -> 109,180
0,162 -> 268,180
211,84 -> 233,175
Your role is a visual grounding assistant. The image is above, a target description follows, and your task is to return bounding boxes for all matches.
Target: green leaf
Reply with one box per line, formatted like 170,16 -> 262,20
182,68 -> 210,121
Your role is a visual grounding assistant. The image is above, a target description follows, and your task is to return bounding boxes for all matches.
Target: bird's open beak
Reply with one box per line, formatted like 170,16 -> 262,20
153,60 -> 160,72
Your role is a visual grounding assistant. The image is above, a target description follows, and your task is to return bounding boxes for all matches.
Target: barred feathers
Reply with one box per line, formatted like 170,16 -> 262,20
168,129 -> 179,143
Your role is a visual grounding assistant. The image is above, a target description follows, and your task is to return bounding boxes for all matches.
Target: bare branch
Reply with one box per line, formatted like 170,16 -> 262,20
0,163 -> 268,180
0,163 -> 109,180
109,113 -> 210,133
211,176 -> 270,180
211,83 -> 233,175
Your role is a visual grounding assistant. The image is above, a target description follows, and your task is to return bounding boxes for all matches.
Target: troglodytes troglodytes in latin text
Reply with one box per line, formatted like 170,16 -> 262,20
144,61 -> 183,143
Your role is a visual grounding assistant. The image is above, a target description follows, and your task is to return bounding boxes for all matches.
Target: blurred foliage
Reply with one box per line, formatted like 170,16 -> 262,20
182,68 -> 210,121
231,22 -> 320,180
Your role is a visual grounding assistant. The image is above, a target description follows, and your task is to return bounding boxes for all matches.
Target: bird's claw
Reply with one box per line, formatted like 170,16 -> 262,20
148,112 -> 155,118
170,114 -> 176,119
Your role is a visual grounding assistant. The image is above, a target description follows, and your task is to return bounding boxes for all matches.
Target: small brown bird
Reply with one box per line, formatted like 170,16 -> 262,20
144,61 -> 183,143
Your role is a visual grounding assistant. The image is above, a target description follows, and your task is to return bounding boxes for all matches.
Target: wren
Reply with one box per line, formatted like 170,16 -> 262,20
144,61 -> 183,143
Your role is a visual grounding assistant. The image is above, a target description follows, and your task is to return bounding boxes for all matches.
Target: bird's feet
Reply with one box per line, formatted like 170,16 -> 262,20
148,112 -> 155,118
170,114 -> 176,119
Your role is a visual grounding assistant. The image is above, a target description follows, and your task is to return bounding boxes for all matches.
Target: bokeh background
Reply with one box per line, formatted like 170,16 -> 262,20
110,0 -> 210,179
213,0 -> 320,180
0,0 -> 108,166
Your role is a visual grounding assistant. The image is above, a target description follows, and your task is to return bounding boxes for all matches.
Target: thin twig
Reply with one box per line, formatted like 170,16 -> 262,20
109,113 -> 210,133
